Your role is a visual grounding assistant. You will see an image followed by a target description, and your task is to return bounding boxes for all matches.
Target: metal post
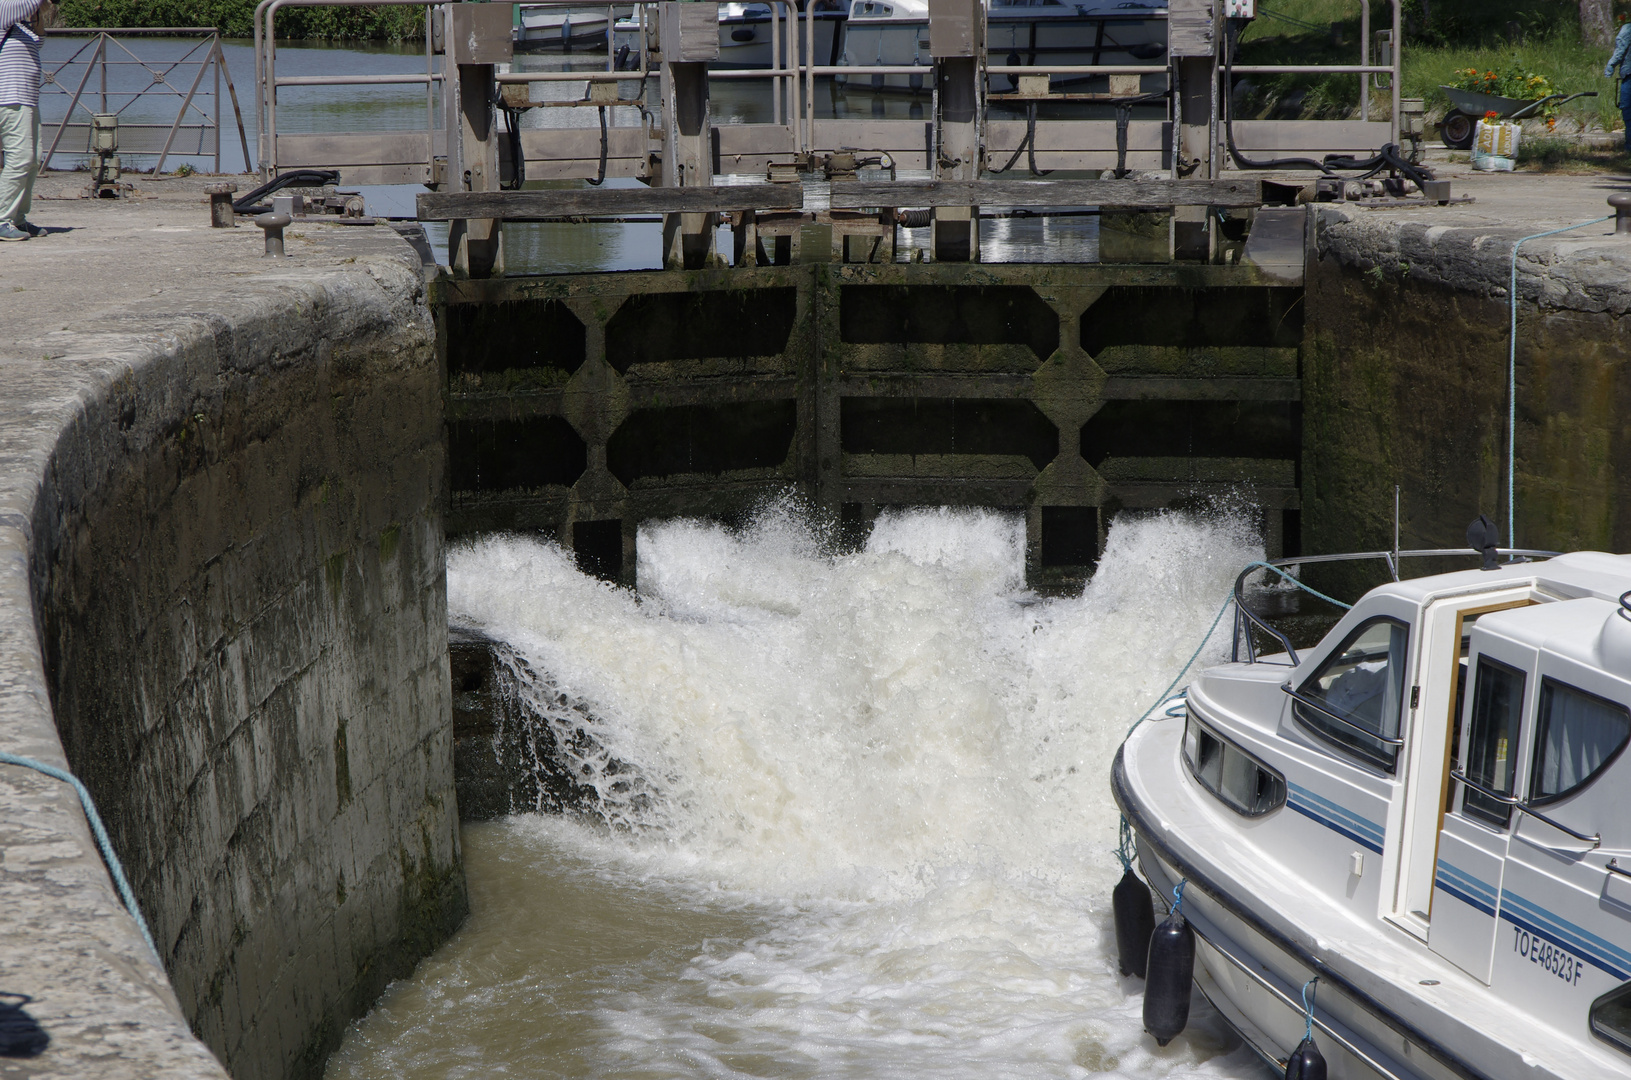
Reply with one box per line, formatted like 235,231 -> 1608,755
1359,0 -> 1369,123
447,2 -> 509,278
1167,0 -> 1216,260
1390,0 -> 1400,146
216,37 -> 252,177
804,0 -> 814,151
928,0 -> 982,262
426,3 -> 437,182
659,1 -> 717,269
98,33 -> 106,115
156,49 -> 213,175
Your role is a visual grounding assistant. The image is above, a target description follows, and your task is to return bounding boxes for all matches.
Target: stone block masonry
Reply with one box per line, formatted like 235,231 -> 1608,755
0,177 -> 464,1079
1303,186 -> 1631,573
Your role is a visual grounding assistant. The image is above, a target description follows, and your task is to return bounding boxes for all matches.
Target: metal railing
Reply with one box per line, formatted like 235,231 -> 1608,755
250,0 -> 1404,184
41,29 -> 250,175
1230,547 -> 1560,667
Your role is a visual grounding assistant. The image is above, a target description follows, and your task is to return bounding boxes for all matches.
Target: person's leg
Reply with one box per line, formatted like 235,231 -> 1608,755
1621,79 -> 1631,153
0,104 -> 40,226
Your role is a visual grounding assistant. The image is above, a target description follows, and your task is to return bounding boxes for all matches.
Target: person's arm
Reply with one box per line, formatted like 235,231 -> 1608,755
1607,24 -> 1631,79
0,0 -> 44,36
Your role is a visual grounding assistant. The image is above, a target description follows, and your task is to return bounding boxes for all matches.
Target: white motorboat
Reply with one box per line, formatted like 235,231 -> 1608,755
515,6 -> 628,51
837,0 -> 1166,92
1114,545 -> 1631,1079
611,3 -> 848,70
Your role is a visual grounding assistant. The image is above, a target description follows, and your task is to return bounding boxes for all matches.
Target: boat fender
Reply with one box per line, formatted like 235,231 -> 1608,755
1142,881 -> 1194,1046
1283,1037 -> 1327,1080
1113,869 -> 1155,978
1284,978 -> 1326,1080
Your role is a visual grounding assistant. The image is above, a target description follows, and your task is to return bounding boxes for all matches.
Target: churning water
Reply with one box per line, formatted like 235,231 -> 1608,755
326,505 -> 1270,1080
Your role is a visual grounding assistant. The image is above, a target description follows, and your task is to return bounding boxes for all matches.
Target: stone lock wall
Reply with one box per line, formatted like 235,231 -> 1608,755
1302,205 -> 1631,571
6,231 -> 465,1080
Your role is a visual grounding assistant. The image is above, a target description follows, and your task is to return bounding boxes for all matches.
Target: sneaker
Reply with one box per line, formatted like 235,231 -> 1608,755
17,220 -> 42,237
0,222 -> 28,241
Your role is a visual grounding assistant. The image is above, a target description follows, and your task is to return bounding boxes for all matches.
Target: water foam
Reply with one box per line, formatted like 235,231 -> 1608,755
351,504 -> 1268,1078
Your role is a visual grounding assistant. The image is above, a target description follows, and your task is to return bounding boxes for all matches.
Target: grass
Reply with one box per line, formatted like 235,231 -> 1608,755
1236,0 -> 1625,136
1404,35 -> 1622,133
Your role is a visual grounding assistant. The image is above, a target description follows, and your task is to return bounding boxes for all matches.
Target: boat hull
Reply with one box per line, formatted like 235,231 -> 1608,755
839,10 -> 1165,92
612,10 -> 846,70
1111,726 -> 1624,1080
515,7 -> 624,51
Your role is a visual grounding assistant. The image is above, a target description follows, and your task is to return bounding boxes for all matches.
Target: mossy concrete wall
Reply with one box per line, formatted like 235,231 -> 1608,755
1,201 -> 464,1079
1303,205 -> 1631,566
437,260 -> 1307,588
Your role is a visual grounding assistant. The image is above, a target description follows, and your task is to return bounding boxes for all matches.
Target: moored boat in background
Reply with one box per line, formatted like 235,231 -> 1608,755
838,0 -> 1166,92
515,5 -> 629,51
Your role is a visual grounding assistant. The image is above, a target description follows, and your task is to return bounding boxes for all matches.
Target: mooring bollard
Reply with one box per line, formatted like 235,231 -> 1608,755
256,212 -> 291,257
1610,193 -> 1631,236
205,182 -> 237,228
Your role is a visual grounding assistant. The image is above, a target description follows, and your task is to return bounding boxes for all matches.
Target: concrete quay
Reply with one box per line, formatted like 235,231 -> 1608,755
0,172 -> 461,1080
0,158 -> 1628,1078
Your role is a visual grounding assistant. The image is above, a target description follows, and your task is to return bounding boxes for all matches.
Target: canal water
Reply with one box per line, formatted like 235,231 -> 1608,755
325,504 -> 1268,1079
37,37 -> 1106,270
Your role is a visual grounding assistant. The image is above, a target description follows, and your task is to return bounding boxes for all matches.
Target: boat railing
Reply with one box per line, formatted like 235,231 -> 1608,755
1230,547 -> 1561,668
1448,769 -> 1600,847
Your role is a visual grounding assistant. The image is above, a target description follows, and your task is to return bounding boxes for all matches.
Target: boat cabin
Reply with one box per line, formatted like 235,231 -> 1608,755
1183,551 -> 1631,1058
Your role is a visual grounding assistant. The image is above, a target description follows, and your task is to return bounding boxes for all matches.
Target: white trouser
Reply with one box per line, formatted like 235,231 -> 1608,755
0,104 -> 40,225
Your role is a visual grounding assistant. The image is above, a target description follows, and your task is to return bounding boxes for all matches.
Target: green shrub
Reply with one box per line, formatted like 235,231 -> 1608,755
56,0 -> 426,40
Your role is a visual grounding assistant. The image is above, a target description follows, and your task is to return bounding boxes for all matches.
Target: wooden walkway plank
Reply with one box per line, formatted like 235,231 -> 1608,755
827,179 -> 1264,209
416,184 -> 803,220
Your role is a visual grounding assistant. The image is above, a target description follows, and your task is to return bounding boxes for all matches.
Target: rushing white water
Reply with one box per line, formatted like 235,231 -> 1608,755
327,504 -> 1271,1080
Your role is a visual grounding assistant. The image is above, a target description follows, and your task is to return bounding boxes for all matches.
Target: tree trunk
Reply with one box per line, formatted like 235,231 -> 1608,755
1580,0 -> 1615,48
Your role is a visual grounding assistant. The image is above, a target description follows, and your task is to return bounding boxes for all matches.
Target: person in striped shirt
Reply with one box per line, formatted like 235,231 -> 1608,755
0,0 -> 45,241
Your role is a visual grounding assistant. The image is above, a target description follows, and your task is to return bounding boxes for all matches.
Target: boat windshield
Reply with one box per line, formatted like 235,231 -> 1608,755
1292,617 -> 1408,771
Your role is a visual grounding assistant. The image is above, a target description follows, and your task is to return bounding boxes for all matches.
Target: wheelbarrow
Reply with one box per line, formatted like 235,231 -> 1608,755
1438,86 -> 1598,149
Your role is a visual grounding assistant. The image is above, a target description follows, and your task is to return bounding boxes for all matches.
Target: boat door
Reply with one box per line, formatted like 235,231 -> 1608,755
1390,593 -> 1532,938
1427,636 -> 1537,983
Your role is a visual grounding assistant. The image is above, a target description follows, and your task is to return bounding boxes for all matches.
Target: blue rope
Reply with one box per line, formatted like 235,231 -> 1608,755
1301,976 -> 1320,1041
1171,878 -> 1187,916
1114,562 -> 1358,872
0,753 -> 158,960
1507,218 -> 1612,549
1240,560 -> 1352,611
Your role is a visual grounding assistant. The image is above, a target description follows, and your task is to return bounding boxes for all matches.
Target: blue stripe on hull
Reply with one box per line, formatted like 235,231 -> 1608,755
1286,782 -> 1385,853
1433,861 -> 1631,980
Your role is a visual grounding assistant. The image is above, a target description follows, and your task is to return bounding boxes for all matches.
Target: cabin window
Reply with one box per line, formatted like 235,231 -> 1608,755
1462,657 -> 1526,828
1184,707 -> 1286,817
1529,679 -> 1630,806
1291,617 -> 1408,772
1591,982 -> 1631,1057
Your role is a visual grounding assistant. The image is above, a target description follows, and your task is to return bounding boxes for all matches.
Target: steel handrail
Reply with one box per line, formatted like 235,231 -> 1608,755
41,29 -> 247,174
1449,769 -> 1601,847
1230,548 -> 1561,666
256,0 -> 448,178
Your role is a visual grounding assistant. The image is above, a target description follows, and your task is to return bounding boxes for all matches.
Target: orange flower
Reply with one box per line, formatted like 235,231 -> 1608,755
1485,110 -> 1499,118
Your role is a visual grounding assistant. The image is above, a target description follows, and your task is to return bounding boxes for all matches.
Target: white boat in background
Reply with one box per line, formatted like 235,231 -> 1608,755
515,6 -> 628,52
1114,544 -> 1631,1079
838,0 -> 1166,92
611,3 -> 848,70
